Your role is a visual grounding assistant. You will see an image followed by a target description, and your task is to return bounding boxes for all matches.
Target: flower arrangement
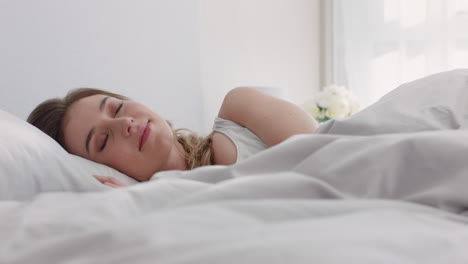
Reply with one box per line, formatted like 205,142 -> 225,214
303,84 -> 360,122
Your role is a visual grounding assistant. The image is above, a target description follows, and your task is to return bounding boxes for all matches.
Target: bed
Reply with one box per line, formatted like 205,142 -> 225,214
1,69 -> 468,263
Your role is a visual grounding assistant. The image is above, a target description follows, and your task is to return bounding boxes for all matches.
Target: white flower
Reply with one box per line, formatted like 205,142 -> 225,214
317,95 -> 331,108
326,97 -> 350,118
316,109 -> 326,120
303,84 -> 361,122
303,99 -> 320,117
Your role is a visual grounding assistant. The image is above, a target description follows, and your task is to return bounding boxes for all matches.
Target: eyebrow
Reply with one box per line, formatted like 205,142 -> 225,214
85,96 -> 109,154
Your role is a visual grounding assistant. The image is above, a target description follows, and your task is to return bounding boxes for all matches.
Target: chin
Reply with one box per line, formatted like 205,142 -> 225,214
132,173 -> 152,182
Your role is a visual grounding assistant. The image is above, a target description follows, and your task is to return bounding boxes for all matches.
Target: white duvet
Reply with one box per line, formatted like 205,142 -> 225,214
2,70 -> 468,264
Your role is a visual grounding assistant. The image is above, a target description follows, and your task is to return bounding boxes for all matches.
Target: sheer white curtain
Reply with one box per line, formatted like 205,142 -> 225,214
332,0 -> 468,107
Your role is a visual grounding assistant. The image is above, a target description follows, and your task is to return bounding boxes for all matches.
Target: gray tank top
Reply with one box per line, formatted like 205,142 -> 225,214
212,117 -> 268,162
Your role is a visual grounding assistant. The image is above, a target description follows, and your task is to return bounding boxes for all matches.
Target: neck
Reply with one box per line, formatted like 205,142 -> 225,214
161,140 -> 188,171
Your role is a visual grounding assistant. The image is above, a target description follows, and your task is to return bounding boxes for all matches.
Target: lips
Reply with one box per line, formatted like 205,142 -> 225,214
139,121 -> 150,151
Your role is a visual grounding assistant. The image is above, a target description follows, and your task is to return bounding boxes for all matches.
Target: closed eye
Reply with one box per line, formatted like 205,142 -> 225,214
98,102 -> 123,152
99,134 -> 109,152
115,102 -> 123,116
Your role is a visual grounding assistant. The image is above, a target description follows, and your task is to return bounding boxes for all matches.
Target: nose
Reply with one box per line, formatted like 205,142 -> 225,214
109,117 -> 134,137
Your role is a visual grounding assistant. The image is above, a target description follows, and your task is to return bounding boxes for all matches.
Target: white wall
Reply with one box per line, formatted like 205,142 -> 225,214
0,0 -> 321,134
199,0 -> 321,132
0,0 -> 203,131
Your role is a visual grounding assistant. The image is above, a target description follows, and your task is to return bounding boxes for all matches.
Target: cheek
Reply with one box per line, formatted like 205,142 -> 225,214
104,146 -> 155,179
102,146 -> 136,170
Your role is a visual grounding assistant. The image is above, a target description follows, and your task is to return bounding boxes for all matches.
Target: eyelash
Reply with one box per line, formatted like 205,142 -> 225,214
99,102 -> 124,152
99,134 -> 109,152
115,102 -> 123,116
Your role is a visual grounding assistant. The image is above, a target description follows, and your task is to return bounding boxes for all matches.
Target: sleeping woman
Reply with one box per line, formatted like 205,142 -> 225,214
27,87 -> 318,187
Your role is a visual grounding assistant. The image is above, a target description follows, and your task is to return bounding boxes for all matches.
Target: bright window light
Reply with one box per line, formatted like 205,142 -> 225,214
402,55 -> 426,83
371,51 -> 399,101
384,0 -> 399,23
452,50 -> 468,68
401,0 -> 427,28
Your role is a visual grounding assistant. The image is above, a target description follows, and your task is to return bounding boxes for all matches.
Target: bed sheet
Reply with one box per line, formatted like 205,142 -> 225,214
2,129 -> 468,263
2,69 -> 468,263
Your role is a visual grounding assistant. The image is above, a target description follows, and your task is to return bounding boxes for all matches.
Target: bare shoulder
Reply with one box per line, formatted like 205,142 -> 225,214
217,87 -> 260,122
217,87 -> 318,146
209,131 -> 237,166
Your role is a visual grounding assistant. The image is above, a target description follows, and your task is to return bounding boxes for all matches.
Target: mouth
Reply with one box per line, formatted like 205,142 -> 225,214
139,121 -> 150,151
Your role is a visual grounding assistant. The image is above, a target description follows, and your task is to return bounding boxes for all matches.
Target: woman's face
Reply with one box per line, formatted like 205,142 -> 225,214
62,94 -> 181,181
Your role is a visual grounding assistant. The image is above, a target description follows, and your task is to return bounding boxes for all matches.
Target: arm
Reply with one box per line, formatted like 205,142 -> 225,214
217,87 -> 318,146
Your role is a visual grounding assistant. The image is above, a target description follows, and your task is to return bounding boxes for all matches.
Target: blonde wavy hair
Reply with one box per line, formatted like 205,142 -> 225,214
27,88 -> 213,171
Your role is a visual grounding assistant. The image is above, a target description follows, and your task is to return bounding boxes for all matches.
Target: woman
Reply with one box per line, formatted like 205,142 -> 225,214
28,87 -> 318,187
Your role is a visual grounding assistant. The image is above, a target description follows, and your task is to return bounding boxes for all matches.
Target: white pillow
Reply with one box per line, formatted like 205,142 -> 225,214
0,109 -> 138,201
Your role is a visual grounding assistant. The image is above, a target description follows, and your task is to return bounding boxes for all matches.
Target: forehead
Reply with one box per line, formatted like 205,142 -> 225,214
62,94 -> 107,156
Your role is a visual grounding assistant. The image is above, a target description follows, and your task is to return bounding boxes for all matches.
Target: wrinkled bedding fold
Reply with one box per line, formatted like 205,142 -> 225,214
2,69 -> 468,263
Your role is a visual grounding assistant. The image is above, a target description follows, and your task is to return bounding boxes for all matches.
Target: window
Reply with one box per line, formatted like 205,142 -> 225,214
330,0 -> 468,107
